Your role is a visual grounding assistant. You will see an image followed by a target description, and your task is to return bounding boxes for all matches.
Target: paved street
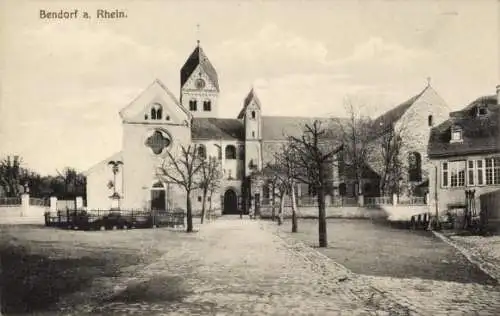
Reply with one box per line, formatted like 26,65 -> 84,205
3,217 -> 500,315
61,217 -> 500,315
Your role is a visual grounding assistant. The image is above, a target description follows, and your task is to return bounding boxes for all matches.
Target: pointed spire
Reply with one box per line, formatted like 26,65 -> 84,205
196,23 -> 201,46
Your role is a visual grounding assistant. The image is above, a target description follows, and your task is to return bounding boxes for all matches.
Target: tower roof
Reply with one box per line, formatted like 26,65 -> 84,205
237,88 -> 261,119
180,44 -> 219,91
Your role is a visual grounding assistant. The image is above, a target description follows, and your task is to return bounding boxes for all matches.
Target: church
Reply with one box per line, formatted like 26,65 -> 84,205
84,42 -> 450,214
85,42 -> 321,214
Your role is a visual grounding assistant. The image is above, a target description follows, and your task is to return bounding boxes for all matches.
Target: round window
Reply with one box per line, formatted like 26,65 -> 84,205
195,79 -> 205,89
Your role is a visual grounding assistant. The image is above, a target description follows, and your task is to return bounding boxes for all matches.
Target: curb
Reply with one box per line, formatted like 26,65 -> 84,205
259,221 -> 423,315
432,230 -> 499,283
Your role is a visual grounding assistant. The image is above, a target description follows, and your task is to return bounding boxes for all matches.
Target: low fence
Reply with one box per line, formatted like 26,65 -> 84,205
261,194 -> 427,208
0,197 -> 21,206
259,205 -> 387,220
45,209 -> 186,230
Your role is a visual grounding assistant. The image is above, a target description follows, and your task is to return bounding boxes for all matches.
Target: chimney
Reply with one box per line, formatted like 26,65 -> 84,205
496,84 -> 500,105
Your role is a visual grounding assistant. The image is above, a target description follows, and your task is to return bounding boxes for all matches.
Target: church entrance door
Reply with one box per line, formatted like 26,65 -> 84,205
223,189 -> 238,215
150,182 -> 166,210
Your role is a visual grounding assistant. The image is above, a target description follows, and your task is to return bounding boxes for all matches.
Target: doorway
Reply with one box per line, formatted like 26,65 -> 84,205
223,189 -> 238,215
150,181 -> 166,210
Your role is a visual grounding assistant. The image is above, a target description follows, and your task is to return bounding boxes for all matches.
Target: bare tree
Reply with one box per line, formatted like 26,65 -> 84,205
197,156 -> 222,224
334,100 -> 373,197
157,144 -> 203,232
375,124 -> 406,196
260,162 -> 289,225
272,143 -> 300,232
289,120 -> 343,248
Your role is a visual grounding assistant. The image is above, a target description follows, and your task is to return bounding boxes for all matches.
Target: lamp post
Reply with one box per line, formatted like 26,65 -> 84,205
108,160 -> 123,210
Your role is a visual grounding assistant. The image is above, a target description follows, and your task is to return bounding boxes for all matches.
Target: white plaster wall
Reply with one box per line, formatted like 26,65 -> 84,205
86,154 -> 124,210
121,122 -> 192,209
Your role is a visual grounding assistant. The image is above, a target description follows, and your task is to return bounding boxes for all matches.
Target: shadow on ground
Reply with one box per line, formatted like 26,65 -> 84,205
103,275 -> 191,304
276,218 -> 498,285
0,243 -> 142,314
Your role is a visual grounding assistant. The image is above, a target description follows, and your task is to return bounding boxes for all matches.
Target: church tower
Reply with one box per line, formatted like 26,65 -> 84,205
238,88 -> 262,176
180,42 -> 220,118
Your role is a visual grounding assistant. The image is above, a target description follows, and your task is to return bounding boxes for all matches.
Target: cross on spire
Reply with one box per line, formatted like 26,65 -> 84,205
196,23 -> 200,46
426,76 -> 431,87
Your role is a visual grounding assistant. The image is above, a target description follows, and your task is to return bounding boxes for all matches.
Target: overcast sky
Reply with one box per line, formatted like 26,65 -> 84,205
0,0 -> 498,175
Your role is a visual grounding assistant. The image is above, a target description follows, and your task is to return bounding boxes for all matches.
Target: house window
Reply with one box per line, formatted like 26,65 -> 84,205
428,115 -> 433,127
485,157 -> 500,185
477,159 -> 484,185
468,160 -> 475,186
252,131 -> 255,138
197,144 -> 206,159
198,196 -> 202,202
151,104 -> 163,120
449,160 -> 466,188
203,100 -> 211,111
442,162 -> 448,187
189,100 -> 197,111
451,127 -> 462,142
477,106 -> 488,116
225,145 -> 236,159
251,111 -> 256,119
408,152 -> 422,182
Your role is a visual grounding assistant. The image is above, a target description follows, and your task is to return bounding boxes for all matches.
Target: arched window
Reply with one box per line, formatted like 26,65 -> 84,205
189,100 -> 197,111
203,100 -> 211,111
151,104 -> 163,120
408,152 -> 422,182
428,115 -> 433,127
198,144 -> 206,159
225,145 -> 236,159
251,111 -> 256,119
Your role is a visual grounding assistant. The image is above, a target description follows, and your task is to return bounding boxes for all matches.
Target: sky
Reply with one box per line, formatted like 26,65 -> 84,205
0,0 -> 498,175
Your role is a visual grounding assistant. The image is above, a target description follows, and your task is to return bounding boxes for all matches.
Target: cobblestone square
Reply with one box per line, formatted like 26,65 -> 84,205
3,217 -> 500,315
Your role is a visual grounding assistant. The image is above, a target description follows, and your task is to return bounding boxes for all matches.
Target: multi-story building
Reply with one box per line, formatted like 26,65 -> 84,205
428,85 -> 500,215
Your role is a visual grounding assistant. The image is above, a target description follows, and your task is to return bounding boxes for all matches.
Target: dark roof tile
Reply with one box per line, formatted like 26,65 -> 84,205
180,45 -> 219,91
191,118 -> 244,140
428,96 -> 500,158
261,116 -> 347,140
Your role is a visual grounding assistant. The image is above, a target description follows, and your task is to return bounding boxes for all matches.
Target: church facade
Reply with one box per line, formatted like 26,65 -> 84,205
84,43 -> 451,214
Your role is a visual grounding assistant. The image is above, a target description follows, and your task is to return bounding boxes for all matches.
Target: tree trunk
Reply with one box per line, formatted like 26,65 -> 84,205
317,185 -> 327,248
278,195 -> 284,225
290,183 -> 298,233
186,193 -> 194,232
200,188 -> 207,224
208,191 -> 213,219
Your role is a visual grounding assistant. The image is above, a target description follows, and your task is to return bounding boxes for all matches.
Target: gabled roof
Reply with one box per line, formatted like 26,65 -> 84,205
261,116 -> 348,141
371,86 -> 430,135
191,118 -> 244,140
180,44 -> 219,91
119,79 -> 191,121
237,88 -> 261,119
428,95 -> 499,158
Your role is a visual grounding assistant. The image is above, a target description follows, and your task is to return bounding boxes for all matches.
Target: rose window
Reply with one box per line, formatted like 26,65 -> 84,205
146,130 -> 171,155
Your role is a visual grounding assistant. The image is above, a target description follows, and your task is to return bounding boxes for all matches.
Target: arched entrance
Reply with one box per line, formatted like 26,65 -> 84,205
150,181 -> 166,210
223,189 -> 238,215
